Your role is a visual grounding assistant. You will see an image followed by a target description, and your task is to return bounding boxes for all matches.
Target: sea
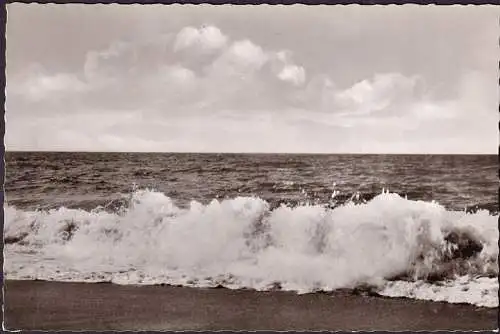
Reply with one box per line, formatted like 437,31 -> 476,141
4,152 -> 499,308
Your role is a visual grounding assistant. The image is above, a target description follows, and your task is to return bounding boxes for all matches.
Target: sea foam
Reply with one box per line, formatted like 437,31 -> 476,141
4,189 -> 498,307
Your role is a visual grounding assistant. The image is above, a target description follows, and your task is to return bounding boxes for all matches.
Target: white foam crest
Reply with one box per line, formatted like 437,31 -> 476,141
380,276 -> 498,308
4,189 -> 498,307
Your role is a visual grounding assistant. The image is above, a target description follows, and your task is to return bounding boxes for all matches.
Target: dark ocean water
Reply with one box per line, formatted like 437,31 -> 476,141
5,152 -> 498,213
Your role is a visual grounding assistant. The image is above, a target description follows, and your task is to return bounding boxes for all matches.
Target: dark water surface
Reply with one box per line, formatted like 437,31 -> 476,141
5,152 -> 498,213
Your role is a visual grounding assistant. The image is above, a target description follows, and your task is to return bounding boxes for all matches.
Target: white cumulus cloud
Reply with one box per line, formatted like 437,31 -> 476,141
174,25 -> 228,52
278,64 -> 306,86
8,64 -> 87,102
334,73 -> 421,115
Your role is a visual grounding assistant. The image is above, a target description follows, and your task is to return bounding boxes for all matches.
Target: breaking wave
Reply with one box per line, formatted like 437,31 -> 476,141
4,189 -> 499,307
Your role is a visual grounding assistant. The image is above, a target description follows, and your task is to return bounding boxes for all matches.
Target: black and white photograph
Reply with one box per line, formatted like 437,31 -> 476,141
3,3 -> 499,331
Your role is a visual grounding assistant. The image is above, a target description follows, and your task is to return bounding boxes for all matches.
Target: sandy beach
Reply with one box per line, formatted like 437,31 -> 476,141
3,279 -> 498,331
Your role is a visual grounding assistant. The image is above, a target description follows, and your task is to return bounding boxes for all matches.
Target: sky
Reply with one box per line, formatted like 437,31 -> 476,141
5,4 -> 499,154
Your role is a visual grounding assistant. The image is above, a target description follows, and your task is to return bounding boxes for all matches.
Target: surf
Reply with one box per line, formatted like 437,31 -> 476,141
4,188 -> 498,307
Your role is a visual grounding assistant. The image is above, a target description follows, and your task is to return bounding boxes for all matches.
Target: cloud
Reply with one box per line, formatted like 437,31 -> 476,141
163,65 -> 196,84
273,50 -> 306,86
174,25 -> 228,52
8,64 -> 87,102
6,21 -> 497,154
83,41 -> 133,84
56,25 -> 308,114
24,73 -> 86,102
278,64 -> 306,86
210,39 -> 268,76
333,73 -> 421,115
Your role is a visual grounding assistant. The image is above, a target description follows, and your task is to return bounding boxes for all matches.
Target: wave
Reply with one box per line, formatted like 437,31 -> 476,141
4,189 -> 499,307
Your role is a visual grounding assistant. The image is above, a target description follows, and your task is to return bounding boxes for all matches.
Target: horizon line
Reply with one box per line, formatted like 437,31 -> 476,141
4,150 -> 498,156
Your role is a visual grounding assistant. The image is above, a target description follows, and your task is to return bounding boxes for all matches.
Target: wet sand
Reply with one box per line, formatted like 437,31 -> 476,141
4,279 -> 498,331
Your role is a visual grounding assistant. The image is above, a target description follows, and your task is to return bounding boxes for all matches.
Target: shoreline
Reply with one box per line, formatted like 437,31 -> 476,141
4,279 -> 498,331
